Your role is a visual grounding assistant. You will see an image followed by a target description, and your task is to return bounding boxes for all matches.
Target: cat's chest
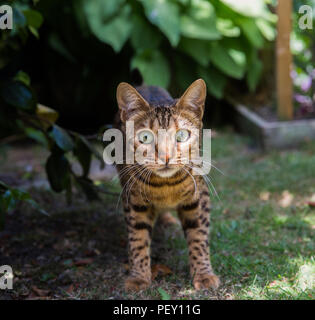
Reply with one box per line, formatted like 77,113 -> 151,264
143,183 -> 196,209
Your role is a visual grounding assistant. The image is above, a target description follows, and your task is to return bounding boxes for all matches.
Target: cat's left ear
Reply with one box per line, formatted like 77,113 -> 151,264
116,82 -> 150,122
175,79 -> 206,119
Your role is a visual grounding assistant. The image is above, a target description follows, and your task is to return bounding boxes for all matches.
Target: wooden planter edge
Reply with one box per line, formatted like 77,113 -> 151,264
231,102 -> 315,150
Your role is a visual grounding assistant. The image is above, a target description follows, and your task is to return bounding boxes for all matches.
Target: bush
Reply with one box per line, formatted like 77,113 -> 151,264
0,0 -> 276,218
39,0 -> 276,98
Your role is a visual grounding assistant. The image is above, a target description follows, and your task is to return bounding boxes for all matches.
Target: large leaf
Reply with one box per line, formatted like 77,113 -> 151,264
256,18 -> 275,41
174,54 -> 198,92
46,153 -> 71,192
23,9 -> 43,29
13,71 -> 31,86
75,177 -> 99,201
220,0 -> 268,18
228,48 -> 247,69
24,127 -> 49,148
73,135 -> 92,177
48,33 -> 77,63
179,38 -> 210,66
239,18 -> 264,48
246,51 -> 263,92
1,80 -> 36,112
180,15 -> 220,40
180,0 -> 220,40
77,135 -> 104,169
130,15 -> 162,50
216,18 -> 240,37
50,125 -> 74,152
198,65 -> 227,99
140,0 -> 180,46
131,50 -> 170,88
84,0 -> 132,52
0,181 -> 48,218
36,104 -> 59,129
209,42 -> 245,79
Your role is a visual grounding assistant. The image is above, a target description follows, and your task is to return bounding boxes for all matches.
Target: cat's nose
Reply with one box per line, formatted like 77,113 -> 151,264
157,153 -> 170,165
165,155 -> 170,166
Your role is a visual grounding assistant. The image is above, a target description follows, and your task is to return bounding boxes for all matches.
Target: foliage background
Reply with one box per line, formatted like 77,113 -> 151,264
0,0 -> 314,301
0,0 -> 278,209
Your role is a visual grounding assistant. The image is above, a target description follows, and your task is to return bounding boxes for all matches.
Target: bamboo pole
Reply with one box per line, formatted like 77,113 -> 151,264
276,0 -> 293,120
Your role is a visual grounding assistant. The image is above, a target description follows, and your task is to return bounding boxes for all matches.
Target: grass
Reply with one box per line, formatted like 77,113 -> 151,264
0,130 -> 314,300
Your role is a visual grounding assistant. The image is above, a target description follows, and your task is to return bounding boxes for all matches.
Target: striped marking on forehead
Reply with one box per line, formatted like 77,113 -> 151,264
153,106 -> 173,128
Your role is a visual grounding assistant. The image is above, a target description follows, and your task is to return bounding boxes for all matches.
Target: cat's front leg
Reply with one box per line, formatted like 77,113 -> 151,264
124,200 -> 156,292
178,189 -> 220,290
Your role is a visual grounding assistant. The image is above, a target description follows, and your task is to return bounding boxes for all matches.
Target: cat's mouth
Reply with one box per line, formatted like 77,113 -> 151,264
158,166 -> 171,172
155,166 -> 179,178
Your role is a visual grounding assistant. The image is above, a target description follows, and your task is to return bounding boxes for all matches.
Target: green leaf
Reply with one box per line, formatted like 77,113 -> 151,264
198,65 -> 227,99
130,15 -> 162,50
74,135 -> 92,177
13,71 -> 31,86
84,1 -> 132,52
220,0 -> 268,18
239,18 -> 264,48
157,288 -> 171,300
209,42 -> 245,79
216,18 -> 240,37
180,15 -> 220,40
78,135 -> 104,169
256,18 -> 275,41
0,181 -> 48,217
50,125 -> 74,152
28,25 -> 39,38
174,54 -> 198,92
131,50 -> 170,88
141,0 -> 180,46
23,9 -> 43,29
75,177 -> 99,201
179,38 -> 210,66
48,33 -> 77,63
46,153 -> 71,193
23,197 -> 49,216
2,190 -> 17,212
228,49 -> 246,68
246,52 -> 263,92
24,127 -> 49,148
180,0 -> 220,40
12,7 -> 26,28
1,81 -> 36,112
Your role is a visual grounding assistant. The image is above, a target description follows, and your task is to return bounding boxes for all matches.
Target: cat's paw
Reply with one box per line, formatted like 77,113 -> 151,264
125,277 -> 151,292
193,273 -> 220,290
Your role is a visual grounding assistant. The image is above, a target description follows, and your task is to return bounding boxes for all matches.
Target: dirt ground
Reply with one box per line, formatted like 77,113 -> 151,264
0,132 -> 314,300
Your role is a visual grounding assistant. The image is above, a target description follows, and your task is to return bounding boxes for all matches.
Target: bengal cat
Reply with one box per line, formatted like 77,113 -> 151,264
116,79 -> 220,292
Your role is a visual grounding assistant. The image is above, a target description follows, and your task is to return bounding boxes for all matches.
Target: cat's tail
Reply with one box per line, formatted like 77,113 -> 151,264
131,68 -> 143,87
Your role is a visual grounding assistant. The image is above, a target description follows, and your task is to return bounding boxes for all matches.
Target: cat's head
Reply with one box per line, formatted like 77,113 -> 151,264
116,79 -> 206,178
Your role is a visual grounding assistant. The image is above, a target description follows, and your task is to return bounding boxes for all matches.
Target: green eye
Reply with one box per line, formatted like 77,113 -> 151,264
175,129 -> 190,142
138,130 -> 154,144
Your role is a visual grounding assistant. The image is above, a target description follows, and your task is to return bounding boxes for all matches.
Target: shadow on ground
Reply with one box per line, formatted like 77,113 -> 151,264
0,131 -> 314,300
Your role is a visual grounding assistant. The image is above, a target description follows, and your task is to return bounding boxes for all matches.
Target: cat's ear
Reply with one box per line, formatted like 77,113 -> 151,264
116,82 -> 149,122
175,79 -> 206,119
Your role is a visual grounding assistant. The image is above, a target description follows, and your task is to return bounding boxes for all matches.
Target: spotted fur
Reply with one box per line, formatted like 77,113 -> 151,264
116,79 -> 220,292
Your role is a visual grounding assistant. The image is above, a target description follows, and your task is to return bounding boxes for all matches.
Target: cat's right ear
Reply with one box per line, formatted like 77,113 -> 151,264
116,82 -> 149,122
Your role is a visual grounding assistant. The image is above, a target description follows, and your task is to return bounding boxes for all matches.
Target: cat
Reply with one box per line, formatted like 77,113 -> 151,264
115,79 -> 220,292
